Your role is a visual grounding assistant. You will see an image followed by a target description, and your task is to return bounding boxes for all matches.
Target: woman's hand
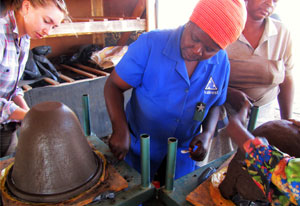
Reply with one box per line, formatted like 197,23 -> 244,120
189,132 -> 211,161
288,119 -> 300,132
9,107 -> 28,121
108,128 -> 130,160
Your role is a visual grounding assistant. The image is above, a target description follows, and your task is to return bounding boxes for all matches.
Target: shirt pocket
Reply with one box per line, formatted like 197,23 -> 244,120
0,65 -> 12,77
268,59 -> 285,85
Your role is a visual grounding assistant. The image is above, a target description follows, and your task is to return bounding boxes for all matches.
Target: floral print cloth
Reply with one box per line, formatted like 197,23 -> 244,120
243,138 -> 300,206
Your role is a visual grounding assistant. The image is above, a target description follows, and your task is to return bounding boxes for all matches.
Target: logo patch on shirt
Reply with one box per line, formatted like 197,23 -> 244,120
193,102 -> 206,122
204,77 -> 218,95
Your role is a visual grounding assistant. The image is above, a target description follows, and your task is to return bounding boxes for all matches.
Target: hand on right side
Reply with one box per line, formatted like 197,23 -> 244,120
108,129 -> 130,160
288,119 -> 300,132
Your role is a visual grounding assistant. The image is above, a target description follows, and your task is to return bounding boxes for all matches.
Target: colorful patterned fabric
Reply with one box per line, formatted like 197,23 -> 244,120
243,138 -> 300,205
0,11 -> 30,123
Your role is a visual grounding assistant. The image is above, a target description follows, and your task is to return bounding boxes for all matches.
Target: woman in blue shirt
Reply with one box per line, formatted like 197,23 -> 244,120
104,0 -> 247,181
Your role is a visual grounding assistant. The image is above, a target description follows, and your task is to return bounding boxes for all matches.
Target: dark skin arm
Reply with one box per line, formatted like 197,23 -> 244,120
227,101 -> 300,152
278,75 -> 294,120
225,101 -> 254,152
189,105 -> 220,161
104,70 -> 132,160
226,87 -> 253,112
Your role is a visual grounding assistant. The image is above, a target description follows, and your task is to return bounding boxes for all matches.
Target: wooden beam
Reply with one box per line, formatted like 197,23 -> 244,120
91,0 -> 105,46
71,17 -> 143,21
132,0 -> 146,17
146,0 -> 157,31
43,77 -> 60,85
60,64 -> 98,79
22,85 -> 32,92
91,0 -> 103,16
74,64 -> 110,76
58,73 -> 75,83
117,0 -> 146,45
46,19 -> 146,38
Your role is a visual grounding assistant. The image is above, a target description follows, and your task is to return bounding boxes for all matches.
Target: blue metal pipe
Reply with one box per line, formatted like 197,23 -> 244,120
140,133 -> 150,188
165,137 -> 178,192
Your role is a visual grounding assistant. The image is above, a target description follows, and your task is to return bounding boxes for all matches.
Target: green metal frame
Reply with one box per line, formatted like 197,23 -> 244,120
159,151 -> 234,206
140,134 -> 151,188
82,94 -> 92,136
165,137 -> 178,192
247,106 -> 260,132
87,136 -> 155,206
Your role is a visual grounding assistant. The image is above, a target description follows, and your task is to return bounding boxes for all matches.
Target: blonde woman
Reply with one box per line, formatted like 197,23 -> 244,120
0,0 -> 69,157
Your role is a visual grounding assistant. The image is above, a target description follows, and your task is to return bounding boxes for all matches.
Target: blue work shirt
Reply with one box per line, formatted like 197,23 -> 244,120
115,25 -> 230,179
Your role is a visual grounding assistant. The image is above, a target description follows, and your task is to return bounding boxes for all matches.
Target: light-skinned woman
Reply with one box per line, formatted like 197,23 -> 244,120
0,0 -> 69,157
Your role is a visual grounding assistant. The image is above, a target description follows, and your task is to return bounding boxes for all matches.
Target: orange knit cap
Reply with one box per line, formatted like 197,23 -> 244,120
190,0 -> 246,49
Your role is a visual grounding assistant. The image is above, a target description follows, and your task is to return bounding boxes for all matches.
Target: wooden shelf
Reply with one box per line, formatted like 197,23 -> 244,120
46,18 -> 146,38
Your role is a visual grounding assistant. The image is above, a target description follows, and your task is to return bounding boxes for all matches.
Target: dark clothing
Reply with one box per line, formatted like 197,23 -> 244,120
0,122 -> 19,157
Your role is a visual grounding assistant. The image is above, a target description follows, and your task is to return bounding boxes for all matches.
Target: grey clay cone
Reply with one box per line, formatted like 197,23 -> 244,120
6,101 -> 103,203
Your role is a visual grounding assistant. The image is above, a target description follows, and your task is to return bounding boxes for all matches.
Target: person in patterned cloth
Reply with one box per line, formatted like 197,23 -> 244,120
226,100 -> 300,205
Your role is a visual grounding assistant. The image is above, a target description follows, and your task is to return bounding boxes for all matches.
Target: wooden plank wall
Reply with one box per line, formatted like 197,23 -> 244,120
30,0 -> 146,58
